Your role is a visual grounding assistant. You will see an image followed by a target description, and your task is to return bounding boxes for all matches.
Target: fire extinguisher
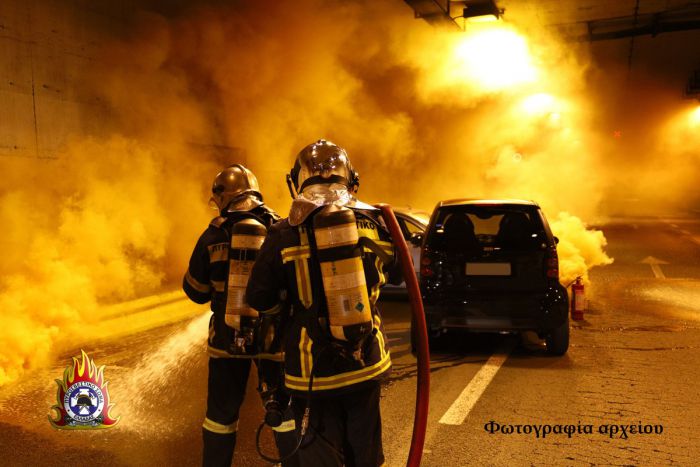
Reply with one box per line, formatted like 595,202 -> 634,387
571,276 -> 585,321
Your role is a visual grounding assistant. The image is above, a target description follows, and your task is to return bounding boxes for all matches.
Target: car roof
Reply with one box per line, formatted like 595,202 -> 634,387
437,198 -> 540,208
393,206 -> 431,223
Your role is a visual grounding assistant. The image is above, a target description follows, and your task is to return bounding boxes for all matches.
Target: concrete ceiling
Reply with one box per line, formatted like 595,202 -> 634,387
404,1 -> 700,89
405,1 -> 700,38
500,0 -> 700,41
499,0 -> 693,25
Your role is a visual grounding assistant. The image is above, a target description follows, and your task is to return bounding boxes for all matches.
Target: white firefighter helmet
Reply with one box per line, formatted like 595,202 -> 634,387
210,164 -> 263,213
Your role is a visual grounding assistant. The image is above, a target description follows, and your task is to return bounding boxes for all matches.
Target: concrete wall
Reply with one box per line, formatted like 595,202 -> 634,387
0,1 -> 191,160
0,0 -> 247,169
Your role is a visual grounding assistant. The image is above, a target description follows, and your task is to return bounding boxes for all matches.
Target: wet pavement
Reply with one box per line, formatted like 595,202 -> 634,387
1,216 -> 699,466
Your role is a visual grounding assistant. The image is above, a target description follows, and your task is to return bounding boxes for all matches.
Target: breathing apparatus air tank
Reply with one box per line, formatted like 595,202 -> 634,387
312,205 -> 373,343
226,218 -> 267,354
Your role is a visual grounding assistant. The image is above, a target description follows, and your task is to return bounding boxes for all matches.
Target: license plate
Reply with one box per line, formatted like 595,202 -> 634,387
466,262 -> 511,276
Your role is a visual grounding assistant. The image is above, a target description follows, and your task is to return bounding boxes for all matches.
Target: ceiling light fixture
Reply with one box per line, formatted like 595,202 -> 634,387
462,0 -> 504,21
686,69 -> 700,102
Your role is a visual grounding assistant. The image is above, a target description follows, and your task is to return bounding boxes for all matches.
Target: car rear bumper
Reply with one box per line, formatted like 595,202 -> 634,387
422,285 -> 568,333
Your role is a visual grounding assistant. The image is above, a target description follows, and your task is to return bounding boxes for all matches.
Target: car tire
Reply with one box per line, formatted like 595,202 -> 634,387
410,320 -> 418,355
545,316 -> 569,356
411,333 -> 417,355
428,333 -> 443,351
410,321 -> 439,355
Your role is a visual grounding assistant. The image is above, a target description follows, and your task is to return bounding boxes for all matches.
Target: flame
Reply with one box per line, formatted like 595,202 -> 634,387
417,23 -> 539,101
690,105 -> 700,126
452,27 -> 538,91
520,93 -> 557,116
49,350 -> 120,429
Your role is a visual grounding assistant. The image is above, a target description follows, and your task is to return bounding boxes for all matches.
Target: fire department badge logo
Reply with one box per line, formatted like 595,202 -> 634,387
49,350 -> 120,429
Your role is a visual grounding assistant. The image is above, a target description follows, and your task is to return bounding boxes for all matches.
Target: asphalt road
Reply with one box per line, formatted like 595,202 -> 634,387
1,215 -> 699,466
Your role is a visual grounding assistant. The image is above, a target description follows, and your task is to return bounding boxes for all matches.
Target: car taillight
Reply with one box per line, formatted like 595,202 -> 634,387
420,252 -> 434,277
546,253 -> 559,278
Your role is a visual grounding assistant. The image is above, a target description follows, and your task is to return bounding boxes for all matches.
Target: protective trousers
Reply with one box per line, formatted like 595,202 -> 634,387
202,358 -> 250,467
291,381 -> 384,467
202,357 -> 300,467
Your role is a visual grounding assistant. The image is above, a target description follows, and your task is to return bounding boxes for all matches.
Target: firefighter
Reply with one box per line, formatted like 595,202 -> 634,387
246,140 -> 402,467
183,164 -> 297,467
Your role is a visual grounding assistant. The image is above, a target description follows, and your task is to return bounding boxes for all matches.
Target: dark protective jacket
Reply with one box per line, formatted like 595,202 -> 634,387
183,205 -> 280,357
246,205 -> 402,396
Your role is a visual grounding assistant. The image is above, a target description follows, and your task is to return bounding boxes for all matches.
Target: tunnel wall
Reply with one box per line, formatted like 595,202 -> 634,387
0,1 -> 133,160
0,0 -> 238,163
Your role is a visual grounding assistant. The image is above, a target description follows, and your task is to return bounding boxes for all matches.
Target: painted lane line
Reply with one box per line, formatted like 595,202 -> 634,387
640,256 -> 668,279
650,264 -> 666,279
691,236 -> 700,247
439,345 -> 512,426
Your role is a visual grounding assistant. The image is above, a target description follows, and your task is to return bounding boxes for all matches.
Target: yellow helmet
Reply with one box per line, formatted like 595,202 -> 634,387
287,139 -> 359,198
210,164 -> 263,213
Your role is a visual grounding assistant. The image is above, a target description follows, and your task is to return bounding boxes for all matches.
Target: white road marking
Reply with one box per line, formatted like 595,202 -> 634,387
671,223 -> 679,229
640,256 -> 669,279
650,264 -> 666,279
673,228 -> 700,247
439,345 -> 512,425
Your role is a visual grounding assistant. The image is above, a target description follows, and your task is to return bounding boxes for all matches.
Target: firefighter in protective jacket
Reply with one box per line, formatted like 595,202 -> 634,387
183,164 -> 296,467
246,140 -> 402,467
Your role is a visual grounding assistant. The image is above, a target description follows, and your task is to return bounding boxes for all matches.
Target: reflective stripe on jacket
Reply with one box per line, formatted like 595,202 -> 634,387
246,206 -> 401,395
182,206 -> 279,356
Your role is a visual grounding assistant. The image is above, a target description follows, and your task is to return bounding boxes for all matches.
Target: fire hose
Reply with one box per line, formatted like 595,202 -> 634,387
376,203 -> 430,467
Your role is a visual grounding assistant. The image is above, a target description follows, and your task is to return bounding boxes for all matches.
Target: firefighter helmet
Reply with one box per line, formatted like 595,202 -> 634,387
287,139 -> 360,198
210,164 -> 263,213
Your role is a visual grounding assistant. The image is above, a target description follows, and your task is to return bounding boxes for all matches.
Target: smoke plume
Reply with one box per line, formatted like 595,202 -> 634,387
550,212 -> 613,286
0,137 -> 213,385
6,0 -> 698,384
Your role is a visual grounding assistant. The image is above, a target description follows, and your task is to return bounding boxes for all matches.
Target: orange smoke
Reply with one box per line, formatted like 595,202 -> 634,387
17,0 -> 700,384
0,137 -> 213,385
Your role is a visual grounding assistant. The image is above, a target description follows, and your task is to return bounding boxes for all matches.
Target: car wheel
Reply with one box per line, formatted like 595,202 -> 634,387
545,316 -> 569,356
410,321 -> 440,355
428,332 -> 443,351
410,320 -> 418,355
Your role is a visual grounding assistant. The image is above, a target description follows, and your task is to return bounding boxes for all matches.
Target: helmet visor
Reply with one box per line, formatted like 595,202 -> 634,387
226,192 -> 263,212
299,183 -> 352,207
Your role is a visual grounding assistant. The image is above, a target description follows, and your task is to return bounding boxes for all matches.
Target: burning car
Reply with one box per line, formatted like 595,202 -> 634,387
411,199 -> 569,355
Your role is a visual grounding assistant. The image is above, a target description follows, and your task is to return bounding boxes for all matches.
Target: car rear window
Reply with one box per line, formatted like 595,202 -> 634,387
426,205 -> 548,252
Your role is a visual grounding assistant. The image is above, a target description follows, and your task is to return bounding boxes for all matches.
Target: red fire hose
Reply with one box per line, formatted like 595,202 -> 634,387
376,203 -> 430,467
